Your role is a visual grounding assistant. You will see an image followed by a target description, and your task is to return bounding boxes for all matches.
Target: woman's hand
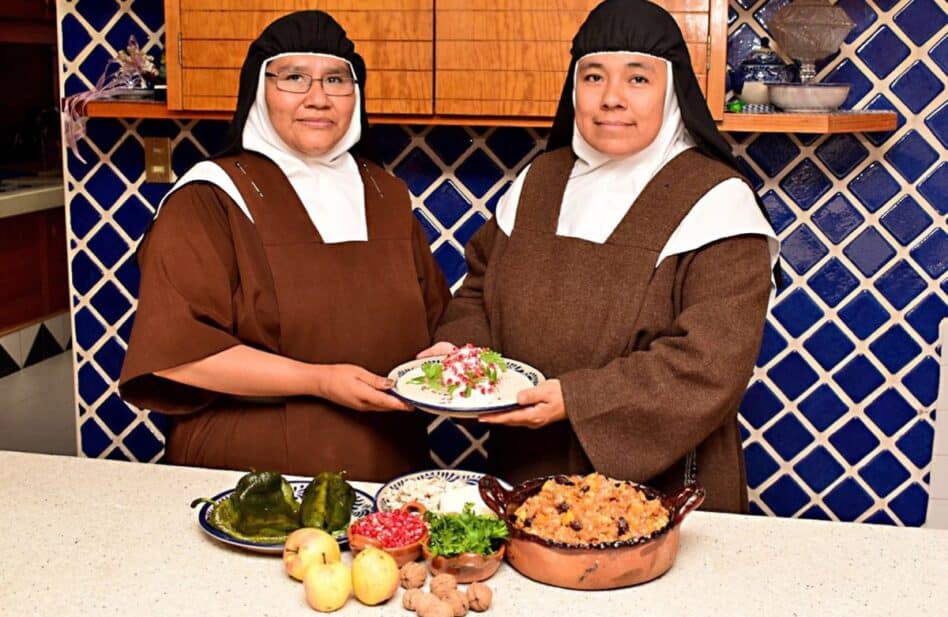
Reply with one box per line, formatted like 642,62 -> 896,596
478,379 -> 566,428
416,341 -> 457,358
313,364 -> 412,412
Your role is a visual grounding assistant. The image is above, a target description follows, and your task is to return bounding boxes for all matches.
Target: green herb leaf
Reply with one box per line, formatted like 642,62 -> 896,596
423,504 -> 508,557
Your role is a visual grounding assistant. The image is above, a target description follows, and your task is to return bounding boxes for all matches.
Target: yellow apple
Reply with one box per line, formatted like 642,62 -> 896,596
283,528 -> 341,581
303,561 -> 352,612
351,546 -> 399,606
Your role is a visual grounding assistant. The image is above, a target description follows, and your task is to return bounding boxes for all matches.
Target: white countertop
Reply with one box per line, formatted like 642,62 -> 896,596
1,451 -> 946,617
0,176 -> 65,219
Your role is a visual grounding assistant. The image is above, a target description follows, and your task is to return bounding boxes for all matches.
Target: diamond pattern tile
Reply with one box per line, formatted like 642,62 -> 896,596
925,102 -> 948,148
744,442 -> 780,488
799,385 -> 849,431
917,163 -> 947,214
425,126 -> 472,166
772,288 -> 823,336
857,26 -> 909,78
890,61 -> 944,114
834,355 -> 886,403
824,477 -> 874,519
874,261 -> 927,310
815,134 -> 869,179
745,133 -> 799,177
760,475 -> 810,516
885,130 -> 939,183
931,33 -> 948,73
890,483 -> 928,526
869,325 -> 922,372
894,0 -> 947,45
454,150 -> 503,198
844,228 -> 896,276
865,388 -> 917,436
764,414 -> 815,460
880,196 -> 933,246
807,258 -> 859,307
58,0 -> 943,526
902,357 -> 939,406
906,294 -> 948,343
847,162 -> 901,212
812,194 -> 864,244
768,352 -> 819,400
779,160 -> 833,209
781,226 -> 829,275
910,229 -> 947,278
839,291 -> 890,340
424,180 -> 471,228
759,190 -> 796,233
804,322 -> 855,370
794,446 -> 845,492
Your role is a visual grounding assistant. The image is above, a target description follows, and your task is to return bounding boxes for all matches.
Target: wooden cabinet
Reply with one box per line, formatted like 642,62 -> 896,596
130,1 -> 897,132
435,0 -> 726,120
165,0 -> 434,114
0,0 -> 55,44
0,207 -> 68,333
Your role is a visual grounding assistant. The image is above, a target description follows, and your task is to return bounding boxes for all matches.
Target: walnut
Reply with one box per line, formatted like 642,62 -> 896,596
466,583 -> 492,612
417,599 -> 454,617
429,573 -> 458,599
403,588 -> 424,611
400,562 -> 428,589
443,589 -> 469,617
411,592 -> 439,614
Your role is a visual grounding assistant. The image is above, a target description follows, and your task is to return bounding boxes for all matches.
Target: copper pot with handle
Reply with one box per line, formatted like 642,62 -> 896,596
478,475 -> 705,590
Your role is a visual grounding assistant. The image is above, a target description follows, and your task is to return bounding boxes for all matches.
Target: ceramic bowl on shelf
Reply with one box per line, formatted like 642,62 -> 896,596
768,82 -> 850,112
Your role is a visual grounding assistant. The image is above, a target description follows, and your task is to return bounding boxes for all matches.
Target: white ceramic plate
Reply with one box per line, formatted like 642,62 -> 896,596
387,355 -> 544,417
195,480 -> 374,554
374,469 -> 512,514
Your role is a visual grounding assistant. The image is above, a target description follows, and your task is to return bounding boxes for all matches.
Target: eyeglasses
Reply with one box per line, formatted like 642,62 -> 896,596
264,70 -> 357,96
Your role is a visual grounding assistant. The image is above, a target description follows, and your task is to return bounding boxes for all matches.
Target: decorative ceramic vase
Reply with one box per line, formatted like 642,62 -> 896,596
734,38 -> 793,105
768,0 -> 855,82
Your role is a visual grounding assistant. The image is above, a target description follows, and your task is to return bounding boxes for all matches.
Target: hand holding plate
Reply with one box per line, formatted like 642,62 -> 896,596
478,379 -> 566,428
315,364 -> 412,412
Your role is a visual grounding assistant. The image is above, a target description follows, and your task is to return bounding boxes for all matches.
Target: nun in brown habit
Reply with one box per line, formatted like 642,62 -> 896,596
119,11 -> 450,481
426,0 -> 780,512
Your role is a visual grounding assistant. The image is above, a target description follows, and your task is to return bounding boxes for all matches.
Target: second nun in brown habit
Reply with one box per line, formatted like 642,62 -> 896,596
119,11 -> 450,481
428,0 -> 780,512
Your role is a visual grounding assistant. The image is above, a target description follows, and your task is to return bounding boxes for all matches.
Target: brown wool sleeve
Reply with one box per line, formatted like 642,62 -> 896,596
433,217 -> 502,348
558,235 -> 772,482
411,217 -> 452,338
118,183 -> 243,414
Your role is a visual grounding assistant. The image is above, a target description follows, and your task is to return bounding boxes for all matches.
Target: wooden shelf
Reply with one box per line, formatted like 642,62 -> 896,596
83,101 -> 899,133
718,111 -> 898,133
83,100 -> 228,121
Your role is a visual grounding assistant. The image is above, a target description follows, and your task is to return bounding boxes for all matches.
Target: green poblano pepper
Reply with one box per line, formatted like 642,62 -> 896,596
192,470 -> 300,543
299,471 -> 355,533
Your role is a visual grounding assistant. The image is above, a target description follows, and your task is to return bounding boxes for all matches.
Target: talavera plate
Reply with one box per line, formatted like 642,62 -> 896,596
387,355 -> 545,418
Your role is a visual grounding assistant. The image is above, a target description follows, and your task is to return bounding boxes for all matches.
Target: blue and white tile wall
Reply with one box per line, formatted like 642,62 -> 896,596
58,1 -> 945,525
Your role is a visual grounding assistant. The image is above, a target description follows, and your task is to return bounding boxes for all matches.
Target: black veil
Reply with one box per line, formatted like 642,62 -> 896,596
217,10 -> 378,163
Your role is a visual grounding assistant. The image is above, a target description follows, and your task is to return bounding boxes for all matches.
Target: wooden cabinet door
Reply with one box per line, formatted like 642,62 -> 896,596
165,0 -> 434,114
435,0 -> 727,120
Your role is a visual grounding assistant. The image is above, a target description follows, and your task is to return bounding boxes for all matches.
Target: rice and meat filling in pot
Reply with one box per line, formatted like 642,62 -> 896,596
512,473 -> 670,545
